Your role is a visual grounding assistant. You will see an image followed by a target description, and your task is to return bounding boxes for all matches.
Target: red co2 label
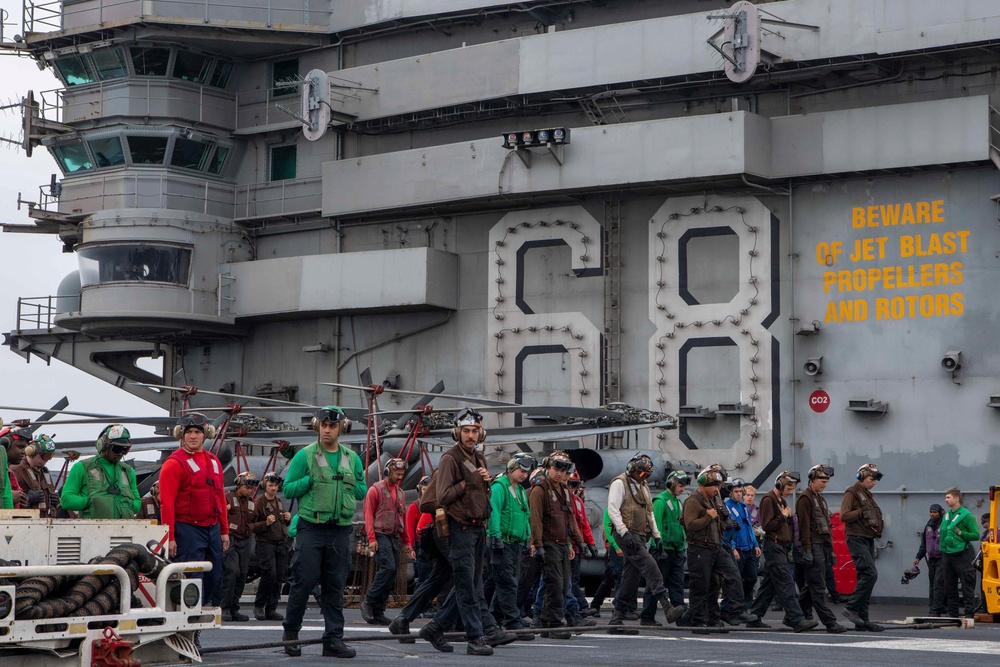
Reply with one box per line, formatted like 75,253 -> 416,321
809,389 -> 831,413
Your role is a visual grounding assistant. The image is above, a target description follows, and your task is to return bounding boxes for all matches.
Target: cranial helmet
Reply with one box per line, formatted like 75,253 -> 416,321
96,424 -> 131,454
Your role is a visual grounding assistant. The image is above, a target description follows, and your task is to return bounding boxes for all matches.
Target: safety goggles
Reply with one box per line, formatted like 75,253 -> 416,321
385,458 -> 407,472
778,471 -> 802,486
550,457 -> 575,473
109,443 -> 131,456
261,474 -> 283,485
630,455 -> 654,474
670,473 -> 692,486
809,464 -> 835,479
315,406 -> 346,423
417,476 -> 431,487
568,478 -> 582,489
455,408 -> 484,427
237,476 -> 259,488
729,477 -> 746,488
861,465 -> 883,481
510,454 -> 537,473
178,413 -> 210,430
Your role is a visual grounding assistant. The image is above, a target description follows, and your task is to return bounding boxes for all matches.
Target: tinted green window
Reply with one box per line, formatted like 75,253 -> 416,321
170,138 -> 209,170
127,136 -> 169,165
174,52 -> 211,83
54,55 -> 95,86
130,48 -> 171,76
54,143 -> 93,172
88,137 -> 126,168
272,59 -> 298,97
92,48 -> 128,80
270,144 -> 296,181
209,61 -> 233,89
207,146 -> 230,175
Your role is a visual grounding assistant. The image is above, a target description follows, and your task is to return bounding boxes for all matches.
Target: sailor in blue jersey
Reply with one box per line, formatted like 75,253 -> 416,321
723,479 -> 760,611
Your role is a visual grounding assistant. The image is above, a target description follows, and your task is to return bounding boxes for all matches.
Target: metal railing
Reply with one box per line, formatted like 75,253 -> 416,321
23,0 -> 333,35
52,171 -> 237,216
15,294 -> 79,331
234,175 -> 322,221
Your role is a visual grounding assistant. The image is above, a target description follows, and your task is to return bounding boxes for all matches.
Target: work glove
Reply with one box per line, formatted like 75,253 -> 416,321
491,537 -> 505,555
27,489 -> 46,506
533,546 -> 546,564
801,548 -> 814,565
51,491 -> 61,508
586,544 -> 598,558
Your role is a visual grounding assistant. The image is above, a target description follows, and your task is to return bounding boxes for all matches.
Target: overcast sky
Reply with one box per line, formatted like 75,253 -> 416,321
0,36 -> 165,446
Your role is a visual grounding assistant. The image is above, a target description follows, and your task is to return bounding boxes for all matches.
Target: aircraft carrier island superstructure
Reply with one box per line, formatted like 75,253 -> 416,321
4,0 -> 1000,602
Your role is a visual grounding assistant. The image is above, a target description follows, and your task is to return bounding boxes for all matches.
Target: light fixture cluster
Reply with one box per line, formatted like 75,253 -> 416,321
502,128 -> 571,149
490,218 -> 593,407
650,203 -> 763,466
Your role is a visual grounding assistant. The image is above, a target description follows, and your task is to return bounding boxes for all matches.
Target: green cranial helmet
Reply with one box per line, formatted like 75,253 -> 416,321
96,424 -> 132,452
33,434 -> 56,454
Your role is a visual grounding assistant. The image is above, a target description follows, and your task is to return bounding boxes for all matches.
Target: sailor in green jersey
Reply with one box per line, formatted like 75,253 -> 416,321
939,487 -> 980,618
280,406 -> 366,660
488,452 -> 534,630
639,470 -> 691,622
60,424 -> 139,519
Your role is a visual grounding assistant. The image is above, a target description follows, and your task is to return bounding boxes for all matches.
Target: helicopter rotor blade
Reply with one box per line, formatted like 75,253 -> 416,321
318,381 -> 518,407
0,401 -> 117,421
393,380 -> 445,430
24,397 -> 71,435
131,382 -> 313,407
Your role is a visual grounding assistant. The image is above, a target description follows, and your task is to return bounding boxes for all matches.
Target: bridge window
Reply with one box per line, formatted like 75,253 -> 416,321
170,138 -> 209,170
174,52 -> 212,83
130,47 -> 171,76
78,244 -> 192,286
127,136 -> 170,165
53,142 -> 93,173
209,61 -> 234,89
53,55 -> 95,86
92,48 -> 128,80
88,137 -> 126,168
207,146 -> 230,175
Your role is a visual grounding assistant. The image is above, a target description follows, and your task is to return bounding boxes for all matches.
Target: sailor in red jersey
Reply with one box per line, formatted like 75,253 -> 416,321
159,412 -> 229,606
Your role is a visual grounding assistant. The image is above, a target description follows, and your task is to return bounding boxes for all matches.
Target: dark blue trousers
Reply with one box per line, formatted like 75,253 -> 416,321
174,521 -> 224,605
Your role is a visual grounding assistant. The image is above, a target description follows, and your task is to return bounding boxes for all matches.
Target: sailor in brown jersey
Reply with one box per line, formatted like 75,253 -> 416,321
796,465 -> 849,633
221,472 -> 258,622
840,463 -> 886,631
677,465 -> 757,632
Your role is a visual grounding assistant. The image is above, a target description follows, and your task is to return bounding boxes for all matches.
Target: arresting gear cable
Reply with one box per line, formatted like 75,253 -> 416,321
0,543 -> 165,619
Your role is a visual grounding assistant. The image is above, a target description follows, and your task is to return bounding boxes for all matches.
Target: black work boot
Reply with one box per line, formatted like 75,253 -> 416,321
607,609 -> 639,635
388,616 -> 415,644
466,636 -> 494,656
483,625 -> 518,646
566,612 -> 596,628
359,599 -> 376,624
540,622 -> 571,639
282,630 -> 301,657
659,596 -> 686,624
322,640 -> 356,658
418,621 -> 454,652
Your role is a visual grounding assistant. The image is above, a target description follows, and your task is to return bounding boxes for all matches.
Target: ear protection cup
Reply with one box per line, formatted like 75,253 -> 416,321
383,457 -> 406,477
173,423 -> 217,439
312,407 -> 350,433
0,436 -> 11,451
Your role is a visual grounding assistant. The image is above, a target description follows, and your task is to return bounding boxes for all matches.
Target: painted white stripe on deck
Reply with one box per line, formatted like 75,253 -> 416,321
685,636 -> 1000,654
